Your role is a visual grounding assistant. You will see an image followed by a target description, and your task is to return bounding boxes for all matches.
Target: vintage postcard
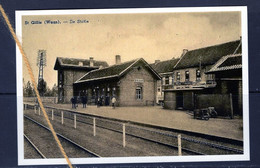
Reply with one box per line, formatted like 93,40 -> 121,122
16,7 -> 249,165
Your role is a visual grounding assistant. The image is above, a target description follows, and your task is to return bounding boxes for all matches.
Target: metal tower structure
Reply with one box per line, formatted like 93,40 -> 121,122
37,50 -> 46,96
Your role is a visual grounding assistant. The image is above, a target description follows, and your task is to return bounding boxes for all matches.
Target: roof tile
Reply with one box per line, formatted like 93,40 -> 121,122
175,40 -> 241,69
76,58 -> 161,83
207,54 -> 242,73
54,57 -> 109,70
76,59 -> 138,82
150,58 -> 180,74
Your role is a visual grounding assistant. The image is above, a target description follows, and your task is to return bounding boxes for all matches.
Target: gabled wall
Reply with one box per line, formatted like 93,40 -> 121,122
119,61 -> 157,106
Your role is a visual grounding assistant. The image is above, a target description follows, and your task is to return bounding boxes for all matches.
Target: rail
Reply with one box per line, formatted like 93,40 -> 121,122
24,102 -> 243,155
24,115 -> 101,158
24,133 -> 46,159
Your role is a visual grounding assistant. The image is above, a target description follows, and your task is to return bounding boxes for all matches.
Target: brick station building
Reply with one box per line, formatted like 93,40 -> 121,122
150,58 -> 180,104
74,58 -> 161,106
54,57 -> 108,103
162,38 -> 242,116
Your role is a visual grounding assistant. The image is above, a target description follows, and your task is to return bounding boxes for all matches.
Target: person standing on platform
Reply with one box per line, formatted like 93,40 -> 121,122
97,97 -> 100,108
112,96 -> 116,109
73,96 -> 77,109
100,95 -> 103,106
71,97 -> 74,109
82,95 -> 87,108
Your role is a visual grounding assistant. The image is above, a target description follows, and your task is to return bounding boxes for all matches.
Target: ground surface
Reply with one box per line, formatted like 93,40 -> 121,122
24,109 -> 185,158
32,103 -> 243,141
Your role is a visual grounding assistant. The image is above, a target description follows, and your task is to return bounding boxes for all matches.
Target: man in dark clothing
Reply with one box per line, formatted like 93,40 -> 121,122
74,96 -> 77,109
105,96 -> 110,106
100,96 -> 103,106
70,96 -> 77,109
97,97 -> 100,108
82,96 -> 87,108
71,97 -> 74,109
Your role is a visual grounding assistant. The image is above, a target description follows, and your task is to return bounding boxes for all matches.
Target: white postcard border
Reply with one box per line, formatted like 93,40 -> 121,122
16,6 -> 249,166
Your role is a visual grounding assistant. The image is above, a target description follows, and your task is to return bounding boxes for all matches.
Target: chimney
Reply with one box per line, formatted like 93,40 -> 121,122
115,55 -> 121,65
89,57 -> 94,67
78,61 -> 83,66
182,49 -> 188,56
155,60 -> 160,64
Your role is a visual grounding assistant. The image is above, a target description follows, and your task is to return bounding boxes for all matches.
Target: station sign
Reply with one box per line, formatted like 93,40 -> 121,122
134,79 -> 144,83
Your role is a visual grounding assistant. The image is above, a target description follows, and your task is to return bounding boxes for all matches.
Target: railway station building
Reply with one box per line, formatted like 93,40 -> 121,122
163,38 -> 242,116
206,53 -> 242,115
74,57 -> 161,106
54,57 -> 109,103
150,58 -> 179,104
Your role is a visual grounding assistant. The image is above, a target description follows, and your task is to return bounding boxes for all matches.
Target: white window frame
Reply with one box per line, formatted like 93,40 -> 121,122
169,76 -> 172,85
185,71 -> 190,81
162,77 -> 165,85
165,76 -> 169,85
196,69 -> 201,81
176,72 -> 180,82
136,87 -> 142,100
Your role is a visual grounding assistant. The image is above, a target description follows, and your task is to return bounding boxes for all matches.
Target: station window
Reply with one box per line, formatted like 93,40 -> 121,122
185,71 -> 190,81
165,76 -> 169,85
176,72 -> 180,81
207,74 -> 214,81
136,87 -> 142,100
196,69 -> 201,81
59,71 -> 63,87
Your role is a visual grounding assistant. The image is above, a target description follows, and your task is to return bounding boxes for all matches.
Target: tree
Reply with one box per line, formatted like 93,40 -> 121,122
44,86 -> 52,96
51,83 -> 58,97
37,78 -> 47,96
23,78 -> 26,97
25,81 -> 34,97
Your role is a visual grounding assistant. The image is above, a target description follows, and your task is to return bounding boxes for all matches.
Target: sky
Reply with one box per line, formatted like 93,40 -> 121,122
22,11 -> 241,88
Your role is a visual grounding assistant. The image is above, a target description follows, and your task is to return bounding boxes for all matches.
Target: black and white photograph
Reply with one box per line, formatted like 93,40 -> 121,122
16,7 -> 249,165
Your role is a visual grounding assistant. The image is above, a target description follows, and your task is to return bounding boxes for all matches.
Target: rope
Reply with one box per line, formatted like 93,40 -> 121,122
0,5 -> 73,168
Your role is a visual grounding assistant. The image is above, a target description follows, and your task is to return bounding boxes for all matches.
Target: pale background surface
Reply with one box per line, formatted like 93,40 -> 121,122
22,12 -> 241,87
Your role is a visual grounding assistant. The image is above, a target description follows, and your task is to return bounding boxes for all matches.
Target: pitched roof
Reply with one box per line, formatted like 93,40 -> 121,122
75,58 -> 161,83
54,57 -> 109,70
207,54 -> 242,73
150,58 -> 180,74
174,39 -> 242,69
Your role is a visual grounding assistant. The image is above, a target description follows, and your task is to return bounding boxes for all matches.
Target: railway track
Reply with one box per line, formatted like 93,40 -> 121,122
24,115 -> 101,158
24,104 -> 243,156
49,110 -> 243,154
24,134 -> 46,159
66,115 -> 205,155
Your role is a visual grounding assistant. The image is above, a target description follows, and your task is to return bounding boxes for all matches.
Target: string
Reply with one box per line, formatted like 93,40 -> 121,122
0,5 -> 73,168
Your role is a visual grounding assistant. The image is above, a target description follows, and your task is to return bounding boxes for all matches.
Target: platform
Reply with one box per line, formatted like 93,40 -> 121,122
25,102 -> 243,141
